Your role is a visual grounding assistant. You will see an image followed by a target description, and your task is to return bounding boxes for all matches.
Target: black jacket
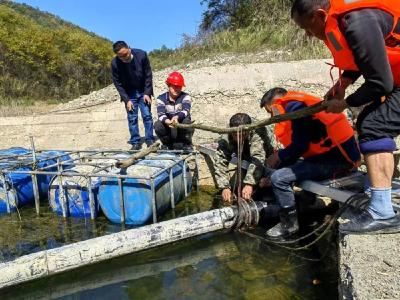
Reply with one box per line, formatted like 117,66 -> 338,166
339,9 -> 397,106
111,48 -> 153,103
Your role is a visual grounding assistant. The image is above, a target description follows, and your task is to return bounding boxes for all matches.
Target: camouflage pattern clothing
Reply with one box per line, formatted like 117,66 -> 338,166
395,136 -> 400,178
214,126 -> 276,189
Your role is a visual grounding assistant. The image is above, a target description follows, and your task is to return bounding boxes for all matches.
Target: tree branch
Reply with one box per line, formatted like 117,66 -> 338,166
115,141 -> 161,169
173,101 -> 328,133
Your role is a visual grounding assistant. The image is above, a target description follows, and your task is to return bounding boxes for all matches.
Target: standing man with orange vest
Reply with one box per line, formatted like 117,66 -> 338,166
291,0 -> 400,234
260,88 -> 360,239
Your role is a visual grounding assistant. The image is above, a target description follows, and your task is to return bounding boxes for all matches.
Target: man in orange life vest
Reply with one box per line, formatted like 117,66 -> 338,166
260,88 -> 360,239
291,0 -> 400,234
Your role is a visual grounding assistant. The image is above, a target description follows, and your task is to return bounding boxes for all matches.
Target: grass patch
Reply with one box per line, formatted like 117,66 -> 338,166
149,23 -> 329,70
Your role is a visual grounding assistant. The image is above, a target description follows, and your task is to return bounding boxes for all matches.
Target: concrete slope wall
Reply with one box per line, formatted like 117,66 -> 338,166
0,59 -> 334,150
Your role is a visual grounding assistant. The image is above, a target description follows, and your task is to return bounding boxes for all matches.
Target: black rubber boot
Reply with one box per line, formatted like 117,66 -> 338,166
339,209 -> 400,235
266,206 -> 299,239
130,144 -> 141,151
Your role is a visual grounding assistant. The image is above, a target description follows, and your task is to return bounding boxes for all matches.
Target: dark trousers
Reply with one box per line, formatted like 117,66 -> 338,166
356,87 -> 400,143
154,116 -> 194,146
270,159 -> 351,208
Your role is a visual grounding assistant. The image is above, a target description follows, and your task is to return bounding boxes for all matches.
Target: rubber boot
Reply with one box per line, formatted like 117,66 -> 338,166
266,206 -> 299,239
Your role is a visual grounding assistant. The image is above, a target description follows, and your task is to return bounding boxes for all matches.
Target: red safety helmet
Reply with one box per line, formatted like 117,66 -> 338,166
166,71 -> 185,87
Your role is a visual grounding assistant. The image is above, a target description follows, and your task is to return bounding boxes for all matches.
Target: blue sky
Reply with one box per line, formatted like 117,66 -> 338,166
12,0 -> 206,52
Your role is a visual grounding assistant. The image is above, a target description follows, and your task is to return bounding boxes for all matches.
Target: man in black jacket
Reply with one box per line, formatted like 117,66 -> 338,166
291,0 -> 400,234
111,41 -> 155,150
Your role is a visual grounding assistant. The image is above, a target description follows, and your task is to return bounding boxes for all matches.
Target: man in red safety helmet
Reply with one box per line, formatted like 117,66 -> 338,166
154,71 -> 194,150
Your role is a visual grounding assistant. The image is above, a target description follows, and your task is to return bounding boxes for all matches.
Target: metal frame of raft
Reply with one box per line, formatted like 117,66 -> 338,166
0,148 -> 200,223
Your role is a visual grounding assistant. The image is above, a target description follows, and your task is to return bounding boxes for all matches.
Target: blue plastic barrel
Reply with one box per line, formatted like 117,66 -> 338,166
48,166 -> 103,218
0,147 -> 30,156
0,148 -> 72,213
98,153 -> 192,225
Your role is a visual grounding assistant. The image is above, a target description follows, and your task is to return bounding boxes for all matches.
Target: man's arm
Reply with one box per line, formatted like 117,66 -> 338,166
243,129 -> 267,186
143,52 -> 153,97
177,94 -> 192,122
214,137 -> 232,189
111,61 -> 130,103
341,9 -> 394,107
156,96 -> 169,124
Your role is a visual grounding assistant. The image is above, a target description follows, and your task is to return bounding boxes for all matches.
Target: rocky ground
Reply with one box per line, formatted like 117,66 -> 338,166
339,233 -> 400,299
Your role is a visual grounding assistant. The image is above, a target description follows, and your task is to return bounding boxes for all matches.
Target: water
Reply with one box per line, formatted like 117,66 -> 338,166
0,187 -> 338,299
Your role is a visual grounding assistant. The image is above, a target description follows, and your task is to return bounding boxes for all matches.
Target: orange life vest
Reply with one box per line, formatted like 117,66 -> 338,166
324,0 -> 400,86
272,91 -> 357,164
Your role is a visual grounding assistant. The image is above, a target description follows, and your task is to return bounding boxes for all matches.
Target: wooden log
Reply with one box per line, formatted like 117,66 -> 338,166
0,207 -> 236,289
173,101 -> 327,133
115,141 -> 161,169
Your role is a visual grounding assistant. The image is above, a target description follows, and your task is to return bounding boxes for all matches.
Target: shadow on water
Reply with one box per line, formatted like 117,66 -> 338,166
0,186 -> 338,300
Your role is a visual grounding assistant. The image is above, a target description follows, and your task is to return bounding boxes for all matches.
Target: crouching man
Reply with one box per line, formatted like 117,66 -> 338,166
260,88 -> 361,239
214,113 -> 275,203
154,71 -> 194,151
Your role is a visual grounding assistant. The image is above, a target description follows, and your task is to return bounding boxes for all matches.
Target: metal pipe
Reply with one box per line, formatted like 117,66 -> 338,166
87,177 -> 95,220
118,178 -> 125,224
30,136 -> 37,163
57,159 -> 67,218
169,168 -> 175,210
31,174 -> 40,215
1,174 -> 11,214
195,151 -> 200,193
1,154 -> 195,181
150,179 -> 157,223
183,161 -> 188,197
149,155 -> 193,179
0,206 -> 237,289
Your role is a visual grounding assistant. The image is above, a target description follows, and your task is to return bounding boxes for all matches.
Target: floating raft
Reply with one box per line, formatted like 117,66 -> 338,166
99,153 -> 192,225
46,151 -> 193,224
0,148 -> 71,213
48,165 -> 104,218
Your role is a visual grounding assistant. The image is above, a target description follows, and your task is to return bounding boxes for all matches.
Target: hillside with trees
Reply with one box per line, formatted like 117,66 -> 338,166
0,0 -> 328,106
0,0 -> 113,105
149,0 -> 329,69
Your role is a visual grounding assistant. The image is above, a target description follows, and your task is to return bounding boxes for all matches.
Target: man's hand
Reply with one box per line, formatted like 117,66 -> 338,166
126,100 -> 134,112
165,118 -> 178,128
242,185 -> 253,201
165,119 -> 172,127
324,77 -> 353,101
259,177 -> 272,188
325,98 -> 348,113
266,151 -> 280,169
221,188 -> 232,203
171,116 -> 179,125
144,95 -> 152,105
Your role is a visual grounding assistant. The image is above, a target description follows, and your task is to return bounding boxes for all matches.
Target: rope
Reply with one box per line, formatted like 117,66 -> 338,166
236,126 -> 244,202
238,193 -> 366,251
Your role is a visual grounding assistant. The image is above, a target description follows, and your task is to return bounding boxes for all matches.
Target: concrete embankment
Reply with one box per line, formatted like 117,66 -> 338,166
339,233 -> 400,299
